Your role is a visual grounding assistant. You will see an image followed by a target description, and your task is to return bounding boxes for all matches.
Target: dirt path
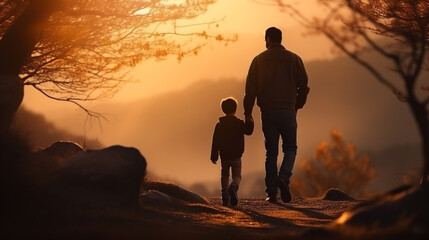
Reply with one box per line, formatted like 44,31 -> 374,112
139,196 -> 361,239
4,194 -> 360,240
205,197 -> 358,229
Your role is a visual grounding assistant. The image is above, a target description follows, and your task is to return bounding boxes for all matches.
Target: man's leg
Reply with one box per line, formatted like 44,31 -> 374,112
262,111 -> 280,201
278,109 -> 297,202
279,109 -> 297,183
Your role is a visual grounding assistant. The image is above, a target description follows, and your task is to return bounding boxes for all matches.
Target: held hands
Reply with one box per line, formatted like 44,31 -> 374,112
245,114 -> 254,122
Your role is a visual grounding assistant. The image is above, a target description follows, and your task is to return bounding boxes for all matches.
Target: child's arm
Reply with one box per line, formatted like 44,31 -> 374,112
210,123 -> 220,164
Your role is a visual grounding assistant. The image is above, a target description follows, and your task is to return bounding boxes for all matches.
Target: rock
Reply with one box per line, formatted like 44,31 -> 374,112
139,180 -> 224,214
323,188 -> 355,201
139,189 -> 221,214
29,141 -> 84,187
140,190 -> 181,206
142,179 -> 207,204
56,145 -> 147,209
334,184 -> 429,238
36,141 -> 84,165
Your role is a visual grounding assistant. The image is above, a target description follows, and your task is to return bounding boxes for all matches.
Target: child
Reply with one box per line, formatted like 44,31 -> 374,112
210,97 -> 254,206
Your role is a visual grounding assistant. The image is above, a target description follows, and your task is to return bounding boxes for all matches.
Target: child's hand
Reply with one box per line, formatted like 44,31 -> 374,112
211,160 -> 217,164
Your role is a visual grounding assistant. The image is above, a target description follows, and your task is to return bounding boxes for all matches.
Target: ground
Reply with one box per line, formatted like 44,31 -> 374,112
135,196 -> 361,240
5,186 -> 426,240
205,196 -> 356,229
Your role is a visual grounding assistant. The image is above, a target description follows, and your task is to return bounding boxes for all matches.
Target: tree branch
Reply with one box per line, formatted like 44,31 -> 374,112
30,83 -> 106,120
321,27 -> 401,94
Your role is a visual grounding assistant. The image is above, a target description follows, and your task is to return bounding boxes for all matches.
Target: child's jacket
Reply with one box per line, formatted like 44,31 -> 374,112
210,115 -> 254,161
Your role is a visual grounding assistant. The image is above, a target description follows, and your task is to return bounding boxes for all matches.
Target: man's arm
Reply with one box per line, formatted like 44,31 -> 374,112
243,118 -> 254,136
243,58 -> 258,116
295,56 -> 309,110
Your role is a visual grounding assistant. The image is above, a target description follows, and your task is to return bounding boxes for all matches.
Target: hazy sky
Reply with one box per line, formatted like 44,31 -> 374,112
17,0 -> 422,188
22,0 -> 332,114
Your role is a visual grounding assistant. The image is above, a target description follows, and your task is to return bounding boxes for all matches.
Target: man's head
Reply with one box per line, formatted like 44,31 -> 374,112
265,27 -> 282,48
221,97 -> 237,115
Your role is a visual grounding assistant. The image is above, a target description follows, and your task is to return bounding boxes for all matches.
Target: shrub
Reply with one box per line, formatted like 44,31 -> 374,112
291,129 -> 375,198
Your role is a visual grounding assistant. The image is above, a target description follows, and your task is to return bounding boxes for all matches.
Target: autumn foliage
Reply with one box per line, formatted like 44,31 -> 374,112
291,129 -> 375,198
268,0 -> 429,184
0,0 -> 236,105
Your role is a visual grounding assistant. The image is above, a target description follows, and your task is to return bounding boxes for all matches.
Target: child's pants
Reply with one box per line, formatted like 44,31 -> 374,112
220,158 -> 242,195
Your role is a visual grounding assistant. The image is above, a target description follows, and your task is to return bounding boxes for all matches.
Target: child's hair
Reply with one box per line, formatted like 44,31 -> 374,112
221,97 -> 237,114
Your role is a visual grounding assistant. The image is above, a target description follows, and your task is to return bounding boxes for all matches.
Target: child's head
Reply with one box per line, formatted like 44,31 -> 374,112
221,97 -> 237,115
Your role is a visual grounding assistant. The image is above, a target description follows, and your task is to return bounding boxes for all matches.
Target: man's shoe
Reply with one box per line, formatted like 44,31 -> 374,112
277,177 -> 292,203
222,193 -> 229,206
222,198 -> 229,206
229,183 -> 239,206
265,195 -> 277,203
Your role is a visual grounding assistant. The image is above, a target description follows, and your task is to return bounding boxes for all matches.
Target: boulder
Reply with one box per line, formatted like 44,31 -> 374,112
142,179 -> 207,204
139,189 -> 221,214
56,145 -> 146,209
140,190 -> 182,207
29,141 -> 84,187
323,188 -> 355,201
35,141 -> 84,165
334,184 -> 429,238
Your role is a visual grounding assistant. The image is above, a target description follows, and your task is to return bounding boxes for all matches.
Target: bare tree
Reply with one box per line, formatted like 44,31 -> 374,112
0,0 -> 236,116
264,0 -> 429,184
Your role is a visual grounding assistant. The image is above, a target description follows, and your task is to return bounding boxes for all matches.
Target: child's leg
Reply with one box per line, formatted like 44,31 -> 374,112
231,158 -> 242,187
229,158 -> 242,206
220,160 -> 231,204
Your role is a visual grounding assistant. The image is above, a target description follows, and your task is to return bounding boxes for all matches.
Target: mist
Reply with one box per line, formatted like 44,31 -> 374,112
20,50 -> 424,196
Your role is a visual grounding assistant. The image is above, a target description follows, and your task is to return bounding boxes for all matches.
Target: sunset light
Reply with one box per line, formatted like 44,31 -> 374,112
133,8 -> 150,16
133,0 -> 191,15
2,0 -> 428,239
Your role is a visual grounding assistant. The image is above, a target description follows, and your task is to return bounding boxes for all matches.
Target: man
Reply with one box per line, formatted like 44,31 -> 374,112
243,27 -> 309,203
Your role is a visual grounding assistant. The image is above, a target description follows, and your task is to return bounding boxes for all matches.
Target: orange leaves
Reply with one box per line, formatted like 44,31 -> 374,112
291,128 -> 376,198
215,34 -> 223,41
198,31 -> 208,39
6,0 -> 236,105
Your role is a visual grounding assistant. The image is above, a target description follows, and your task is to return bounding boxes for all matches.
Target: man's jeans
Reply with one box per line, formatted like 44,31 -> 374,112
261,109 -> 297,196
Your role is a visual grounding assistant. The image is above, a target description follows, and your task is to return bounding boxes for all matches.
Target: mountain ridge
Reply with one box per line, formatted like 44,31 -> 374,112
22,51 -> 424,191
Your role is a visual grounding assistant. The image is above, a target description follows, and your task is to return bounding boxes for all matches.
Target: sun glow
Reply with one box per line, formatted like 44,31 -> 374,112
133,8 -> 150,15
163,0 -> 187,4
335,212 -> 352,225
132,0 -> 188,16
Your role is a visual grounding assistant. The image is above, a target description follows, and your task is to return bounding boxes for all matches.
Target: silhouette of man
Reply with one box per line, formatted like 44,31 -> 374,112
243,27 -> 309,203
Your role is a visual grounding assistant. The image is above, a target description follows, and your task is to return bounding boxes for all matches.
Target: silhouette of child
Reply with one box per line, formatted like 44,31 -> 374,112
210,97 -> 254,206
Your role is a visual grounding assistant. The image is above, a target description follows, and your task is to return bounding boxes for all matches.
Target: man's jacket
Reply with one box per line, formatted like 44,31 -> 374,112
244,44 -> 309,115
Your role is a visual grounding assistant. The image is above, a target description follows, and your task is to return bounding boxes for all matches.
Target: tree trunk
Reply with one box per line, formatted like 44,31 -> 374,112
408,98 -> 429,185
0,0 -> 60,75
0,0 -> 60,132
0,75 -> 24,133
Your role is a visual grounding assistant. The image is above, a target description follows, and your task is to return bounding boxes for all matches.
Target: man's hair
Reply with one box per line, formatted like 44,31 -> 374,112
265,27 -> 282,43
221,97 -> 237,114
